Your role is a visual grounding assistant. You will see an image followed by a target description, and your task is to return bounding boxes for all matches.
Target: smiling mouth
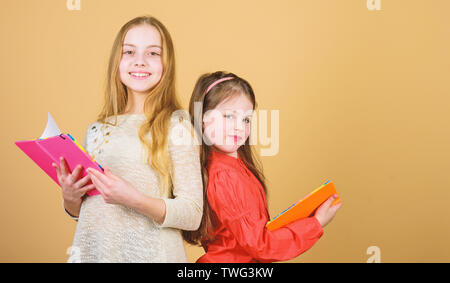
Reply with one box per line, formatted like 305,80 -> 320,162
129,72 -> 151,79
229,135 -> 243,142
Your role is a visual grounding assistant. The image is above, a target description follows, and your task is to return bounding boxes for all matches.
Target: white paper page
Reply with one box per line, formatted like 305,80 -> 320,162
39,112 -> 62,139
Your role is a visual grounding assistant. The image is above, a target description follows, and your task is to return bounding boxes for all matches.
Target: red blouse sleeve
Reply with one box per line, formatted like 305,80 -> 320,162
208,169 -> 324,263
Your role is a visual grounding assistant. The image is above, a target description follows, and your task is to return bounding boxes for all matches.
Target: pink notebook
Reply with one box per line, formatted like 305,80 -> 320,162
15,113 -> 101,196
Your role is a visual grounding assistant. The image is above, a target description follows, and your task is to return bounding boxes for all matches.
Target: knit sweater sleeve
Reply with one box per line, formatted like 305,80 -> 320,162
156,115 -> 203,231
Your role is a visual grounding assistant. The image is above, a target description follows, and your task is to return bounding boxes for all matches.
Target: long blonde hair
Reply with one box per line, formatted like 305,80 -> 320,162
96,16 -> 181,197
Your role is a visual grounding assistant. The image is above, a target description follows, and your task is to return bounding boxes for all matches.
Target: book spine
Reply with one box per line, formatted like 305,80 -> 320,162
65,134 -> 104,172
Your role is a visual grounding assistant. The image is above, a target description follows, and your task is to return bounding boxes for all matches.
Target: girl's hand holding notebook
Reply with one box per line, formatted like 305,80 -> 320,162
15,113 -> 103,197
52,157 -> 96,205
265,181 -> 342,231
314,194 -> 342,228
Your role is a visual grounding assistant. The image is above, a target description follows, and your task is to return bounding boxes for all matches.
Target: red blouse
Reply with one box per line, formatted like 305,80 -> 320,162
196,150 -> 324,263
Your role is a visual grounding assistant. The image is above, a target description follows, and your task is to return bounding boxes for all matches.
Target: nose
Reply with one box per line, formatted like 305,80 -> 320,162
133,52 -> 147,67
134,61 -> 146,67
235,119 -> 245,131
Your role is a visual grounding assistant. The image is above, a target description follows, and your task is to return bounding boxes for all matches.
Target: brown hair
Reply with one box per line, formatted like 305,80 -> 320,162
97,15 -> 180,197
183,71 -> 267,245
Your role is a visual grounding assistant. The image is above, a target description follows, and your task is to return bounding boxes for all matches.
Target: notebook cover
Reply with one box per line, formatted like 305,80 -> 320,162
266,181 -> 341,231
15,139 -> 59,185
15,134 -> 101,196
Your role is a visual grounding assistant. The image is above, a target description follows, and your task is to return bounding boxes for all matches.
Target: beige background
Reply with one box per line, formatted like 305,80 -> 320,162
1,0 -> 449,262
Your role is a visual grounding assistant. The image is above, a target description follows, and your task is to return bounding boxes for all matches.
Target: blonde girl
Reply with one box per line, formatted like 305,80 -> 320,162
52,16 -> 203,262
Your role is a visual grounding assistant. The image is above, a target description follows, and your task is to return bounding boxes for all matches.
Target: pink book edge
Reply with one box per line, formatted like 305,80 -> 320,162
15,134 -> 101,196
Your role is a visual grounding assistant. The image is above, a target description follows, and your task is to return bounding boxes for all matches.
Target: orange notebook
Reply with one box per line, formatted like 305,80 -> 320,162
266,181 -> 341,231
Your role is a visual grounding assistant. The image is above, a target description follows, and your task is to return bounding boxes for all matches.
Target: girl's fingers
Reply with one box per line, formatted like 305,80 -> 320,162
73,184 -> 95,199
319,195 -> 336,210
53,163 -> 63,185
70,165 -> 84,183
330,202 -> 343,212
74,173 -> 90,188
52,162 -> 61,178
87,168 -> 110,185
89,173 -> 105,195
59,157 -> 70,176
326,194 -> 338,206
80,184 -> 96,194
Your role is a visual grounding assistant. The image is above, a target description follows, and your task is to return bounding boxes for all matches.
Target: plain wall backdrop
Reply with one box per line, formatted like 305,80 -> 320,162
1,0 -> 449,262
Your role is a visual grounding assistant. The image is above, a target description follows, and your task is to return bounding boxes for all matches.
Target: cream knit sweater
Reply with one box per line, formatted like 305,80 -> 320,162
66,113 -> 203,262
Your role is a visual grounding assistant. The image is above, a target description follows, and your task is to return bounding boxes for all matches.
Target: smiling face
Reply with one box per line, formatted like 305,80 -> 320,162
203,93 -> 254,157
119,24 -> 163,95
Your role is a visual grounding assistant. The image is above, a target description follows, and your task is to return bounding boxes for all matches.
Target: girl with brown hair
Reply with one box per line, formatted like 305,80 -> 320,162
186,71 -> 342,262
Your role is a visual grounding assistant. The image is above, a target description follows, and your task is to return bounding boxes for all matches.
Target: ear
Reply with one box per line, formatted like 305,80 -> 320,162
203,113 -> 214,127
